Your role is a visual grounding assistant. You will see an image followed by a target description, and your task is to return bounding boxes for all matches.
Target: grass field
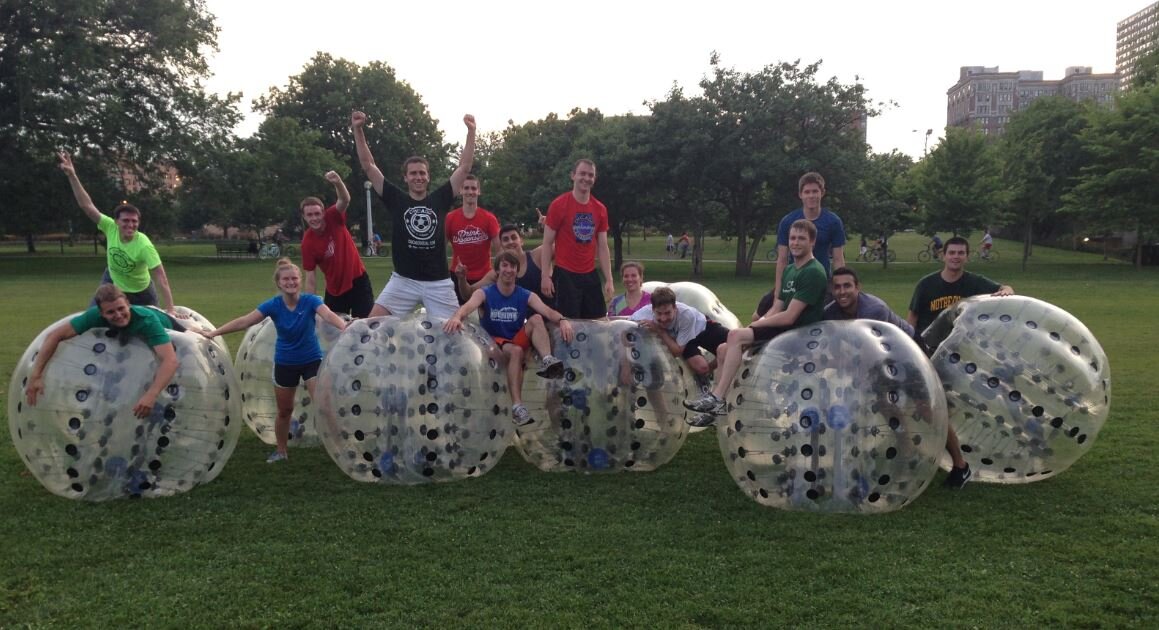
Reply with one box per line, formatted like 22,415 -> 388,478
1,235 -> 1156,627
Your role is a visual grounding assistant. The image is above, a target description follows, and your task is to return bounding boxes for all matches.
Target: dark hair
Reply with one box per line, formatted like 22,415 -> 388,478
500,223 -> 521,237
493,250 -> 522,272
798,172 -> 825,193
299,196 -> 324,212
650,286 -> 676,308
831,266 -> 859,285
113,203 -> 141,220
789,219 -> 818,241
401,156 -> 429,177
945,236 -> 970,254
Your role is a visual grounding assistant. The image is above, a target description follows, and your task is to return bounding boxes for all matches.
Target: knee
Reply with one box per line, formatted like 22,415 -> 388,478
507,345 -> 524,361
527,314 -> 545,330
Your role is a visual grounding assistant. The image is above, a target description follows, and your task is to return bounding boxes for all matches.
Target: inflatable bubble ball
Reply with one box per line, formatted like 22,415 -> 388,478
167,305 -> 230,355
8,315 -> 242,500
923,296 -> 1111,483
234,314 -> 348,447
515,319 -> 692,472
314,313 -> 511,484
641,280 -> 742,329
720,321 -> 948,513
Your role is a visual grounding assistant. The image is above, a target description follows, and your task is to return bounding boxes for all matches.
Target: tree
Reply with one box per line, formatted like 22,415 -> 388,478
1064,83 -> 1159,268
1000,97 -> 1091,270
844,151 -> 917,269
0,0 -> 241,249
911,127 -> 1007,237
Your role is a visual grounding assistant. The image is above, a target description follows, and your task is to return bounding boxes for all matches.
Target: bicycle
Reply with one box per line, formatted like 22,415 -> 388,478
970,249 -> 999,262
866,247 -> 896,263
257,242 -> 297,260
365,244 -> 389,257
917,244 -> 942,263
766,247 -> 779,262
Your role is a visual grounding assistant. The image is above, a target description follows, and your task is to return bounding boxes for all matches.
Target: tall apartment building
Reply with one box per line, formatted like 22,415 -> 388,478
946,66 -> 1118,136
1117,1 -> 1159,88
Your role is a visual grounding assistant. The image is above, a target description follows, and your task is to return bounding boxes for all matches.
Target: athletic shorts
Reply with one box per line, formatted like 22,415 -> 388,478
273,360 -> 321,388
493,328 -> 532,351
682,321 -> 731,359
374,272 -> 459,321
552,267 -> 605,320
751,323 -> 792,343
325,272 -> 374,318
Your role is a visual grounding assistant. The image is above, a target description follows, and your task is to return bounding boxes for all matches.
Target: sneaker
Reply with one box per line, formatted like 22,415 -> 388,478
266,451 -> 288,464
943,464 -> 972,489
683,391 -> 726,415
512,403 -> 534,427
692,372 -> 713,395
536,355 -> 565,379
687,412 -> 718,428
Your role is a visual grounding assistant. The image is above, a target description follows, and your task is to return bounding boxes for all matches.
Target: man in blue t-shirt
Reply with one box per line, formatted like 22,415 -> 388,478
772,172 -> 846,298
443,251 -> 574,426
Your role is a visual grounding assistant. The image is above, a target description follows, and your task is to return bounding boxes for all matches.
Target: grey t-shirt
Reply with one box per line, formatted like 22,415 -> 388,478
824,291 -> 915,337
631,302 -> 707,347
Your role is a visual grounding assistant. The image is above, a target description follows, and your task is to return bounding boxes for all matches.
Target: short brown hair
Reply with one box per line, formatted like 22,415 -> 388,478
650,286 -> 676,308
93,284 -> 128,308
798,172 -> 826,193
789,219 -> 817,241
113,203 -> 141,221
572,158 -> 596,174
493,250 -> 522,272
299,196 -> 324,212
401,156 -> 429,177
620,261 -> 644,276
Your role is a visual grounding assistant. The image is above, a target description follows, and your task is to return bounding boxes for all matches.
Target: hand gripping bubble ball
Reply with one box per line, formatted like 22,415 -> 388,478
641,281 -> 742,330
922,295 -> 1111,483
719,320 -> 949,513
313,313 -> 511,484
515,319 -> 691,472
234,314 -> 348,447
8,314 -> 242,500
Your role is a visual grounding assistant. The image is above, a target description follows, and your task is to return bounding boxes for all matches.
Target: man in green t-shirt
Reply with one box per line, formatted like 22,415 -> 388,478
25,285 -> 182,419
907,235 -> 1014,489
683,219 -> 828,427
58,152 -> 177,316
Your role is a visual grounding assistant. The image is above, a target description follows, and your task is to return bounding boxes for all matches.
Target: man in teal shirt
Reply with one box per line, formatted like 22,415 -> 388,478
684,219 -> 827,427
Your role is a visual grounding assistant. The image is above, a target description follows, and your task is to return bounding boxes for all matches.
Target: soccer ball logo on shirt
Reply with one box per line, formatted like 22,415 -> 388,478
571,212 -> 595,244
109,248 -> 136,273
404,205 -> 438,242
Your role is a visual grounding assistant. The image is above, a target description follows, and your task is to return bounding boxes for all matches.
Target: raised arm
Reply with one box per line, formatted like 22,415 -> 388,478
58,152 -> 103,224
326,170 -> 350,212
449,114 -> 476,196
149,264 -> 176,315
351,111 -> 385,195
133,342 -> 178,418
25,322 -> 80,406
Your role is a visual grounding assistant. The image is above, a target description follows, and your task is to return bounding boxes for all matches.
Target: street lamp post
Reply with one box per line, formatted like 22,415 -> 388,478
913,128 -> 933,156
364,180 -> 373,250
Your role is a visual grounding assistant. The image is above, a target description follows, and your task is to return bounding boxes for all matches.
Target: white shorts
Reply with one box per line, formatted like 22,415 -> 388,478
375,272 -> 459,321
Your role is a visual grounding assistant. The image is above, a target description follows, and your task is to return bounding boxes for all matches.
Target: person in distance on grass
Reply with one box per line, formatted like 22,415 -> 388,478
301,171 -> 375,318
447,174 -> 501,303
540,159 -> 614,319
630,286 -> 729,381
772,172 -> 846,299
25,285 -> 182,419
907,235 -> 1014,489
980,227 -> 994,260
607,261 -> 651,317
352,110 -> 476,321
58,152 -> 178,316
823,267 -> 914,336
684,219 -> 827,427
200,258 -> 348,463
443,251 -> 572,426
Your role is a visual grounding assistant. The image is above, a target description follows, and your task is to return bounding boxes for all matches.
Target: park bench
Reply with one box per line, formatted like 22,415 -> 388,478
215,241 -> 257,259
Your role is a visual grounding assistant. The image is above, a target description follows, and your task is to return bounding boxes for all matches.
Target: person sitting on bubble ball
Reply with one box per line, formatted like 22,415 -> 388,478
25,285 -> 184,419
200,258 -> 348,464
443,251 -> 572,427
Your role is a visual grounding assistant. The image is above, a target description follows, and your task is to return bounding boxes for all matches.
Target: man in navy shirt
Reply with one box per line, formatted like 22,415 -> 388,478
772,172 -> 846,298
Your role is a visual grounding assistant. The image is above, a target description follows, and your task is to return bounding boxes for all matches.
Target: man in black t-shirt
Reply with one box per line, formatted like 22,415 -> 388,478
353,110 -> 476,321
907,235 -> 1014,490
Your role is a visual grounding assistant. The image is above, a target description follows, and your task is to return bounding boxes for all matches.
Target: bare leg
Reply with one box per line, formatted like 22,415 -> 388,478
368,304 -> 391,317
273,385 -> 296,456
526,315 -> 550,360
504,344 -> 525,406
946,425 -> 967,468
711,327 -> 755,399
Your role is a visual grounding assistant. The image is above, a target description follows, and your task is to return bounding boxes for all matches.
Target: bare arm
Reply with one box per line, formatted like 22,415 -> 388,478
305,267 -> 319,296
150,264 -> 176,314
831,246 -> 846,271
597,231 -> 614,301
351,111 -> 385,195
133,342 -> 178,418
25,323 -> 79,405
326,170 -> 350,212
638,320 -> 683,358
449,115 -> 476,196
201,310 -> 266,339
753,298 -> 805,329
540,226 -> 557,298
773,245 -> 788,296
316,305 -> 348,331
58,152 -> 103,225
527,294 -> 573,342
906,310 -> 918,330
442,289 -> 488,334
993,285 -> 1015,296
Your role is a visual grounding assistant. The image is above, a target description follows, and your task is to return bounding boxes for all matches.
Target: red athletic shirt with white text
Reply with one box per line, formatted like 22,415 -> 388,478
546,192 -> 608,274
300,205 -> 365,296
444,207 -> 500,282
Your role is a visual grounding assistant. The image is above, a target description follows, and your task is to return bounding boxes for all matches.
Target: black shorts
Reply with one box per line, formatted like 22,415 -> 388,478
682,321 -> 731,359
273,360 -> 321,388
325,272 -> 374,318
552,267 -> 605,319
751,323 -> 792,343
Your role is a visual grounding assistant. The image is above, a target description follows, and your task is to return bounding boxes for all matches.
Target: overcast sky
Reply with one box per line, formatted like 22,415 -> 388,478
202,0 -> 1149,159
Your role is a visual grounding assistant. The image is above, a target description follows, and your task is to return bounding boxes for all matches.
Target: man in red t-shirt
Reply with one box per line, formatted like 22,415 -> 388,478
540,159 -> 613,319
446,174 -> 500,298
300,171 -> 374,317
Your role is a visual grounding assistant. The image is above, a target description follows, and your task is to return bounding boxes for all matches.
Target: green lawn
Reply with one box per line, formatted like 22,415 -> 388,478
1,240 -> 1156,627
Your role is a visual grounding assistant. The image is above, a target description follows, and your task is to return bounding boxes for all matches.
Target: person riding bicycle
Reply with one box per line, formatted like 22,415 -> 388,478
930,234 -> 943,260
980,228 -> 993,260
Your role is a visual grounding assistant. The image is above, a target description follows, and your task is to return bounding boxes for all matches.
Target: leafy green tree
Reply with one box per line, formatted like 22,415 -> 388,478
1000,97 -> 1091,269
845,151 -> 917,268
0,0 -> 240,249
911,127 -> 1007,237
1064,83 -> 1159,267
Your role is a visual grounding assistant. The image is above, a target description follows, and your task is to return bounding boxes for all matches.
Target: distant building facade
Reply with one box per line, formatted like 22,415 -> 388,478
1117,1 -> 1159,89
946,66 -> 1118,136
